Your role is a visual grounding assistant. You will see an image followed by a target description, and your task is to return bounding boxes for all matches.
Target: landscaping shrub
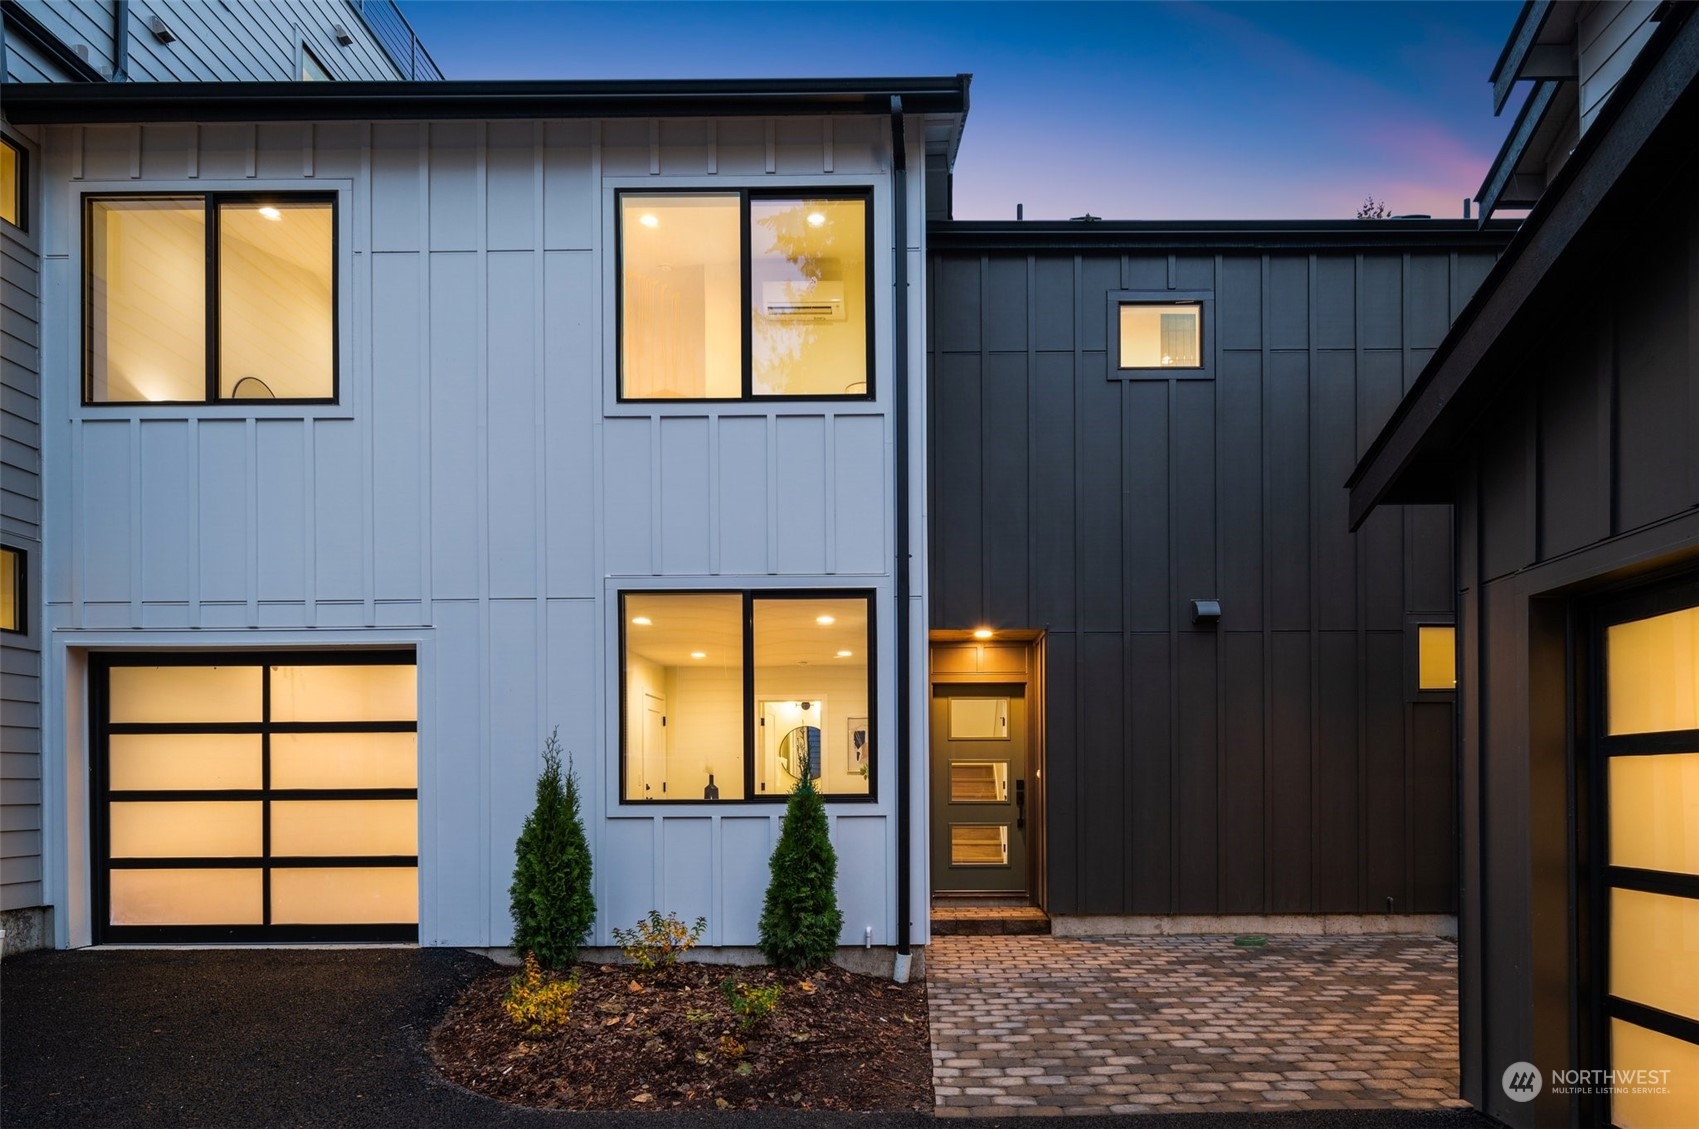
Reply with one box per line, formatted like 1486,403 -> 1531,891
508,729 -> 595,969
610,910 -> 707,973
720,976 -> 782,1032
757,777 -> 843,969
500,952 -> 579,1034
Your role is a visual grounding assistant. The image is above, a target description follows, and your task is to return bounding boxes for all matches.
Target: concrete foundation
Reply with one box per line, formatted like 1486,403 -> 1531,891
1050,913 -> 1457,938
468,944 -> 928,979
1,907 -> 52,956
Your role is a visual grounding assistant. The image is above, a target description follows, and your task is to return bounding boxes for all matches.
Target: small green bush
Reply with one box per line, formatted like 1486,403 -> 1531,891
757,777 -> 843,969
508,729 -> 595,969
720,976 -> 782,1032
501,952 -> 579,1034
610,910 -> 707,973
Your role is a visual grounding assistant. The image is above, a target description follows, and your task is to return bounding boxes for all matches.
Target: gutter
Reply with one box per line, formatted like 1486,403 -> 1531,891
890,95 -> 914,984
930,218 -> 1518,254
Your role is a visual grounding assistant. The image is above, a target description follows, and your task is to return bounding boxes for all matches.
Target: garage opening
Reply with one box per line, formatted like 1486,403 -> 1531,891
92,651 -> 418,943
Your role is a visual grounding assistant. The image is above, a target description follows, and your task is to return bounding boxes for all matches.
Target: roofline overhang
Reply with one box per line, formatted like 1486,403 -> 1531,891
1347,4 -> 1699,530
1491,0 -> 1557,114
0,74 -> 973,126
929,218 -> 1519,254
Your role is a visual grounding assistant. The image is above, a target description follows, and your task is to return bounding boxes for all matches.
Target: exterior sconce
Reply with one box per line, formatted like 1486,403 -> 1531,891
148,15 -> 177,43
333,24 -> 355,46
1190,599 -> 1222,626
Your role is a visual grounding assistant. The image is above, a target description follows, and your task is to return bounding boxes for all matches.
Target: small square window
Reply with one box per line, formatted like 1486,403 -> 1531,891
1107,289 -> 1214,379
1418,625 -> 1457,691
0,546 -> 24,634
1,136 -> 25,230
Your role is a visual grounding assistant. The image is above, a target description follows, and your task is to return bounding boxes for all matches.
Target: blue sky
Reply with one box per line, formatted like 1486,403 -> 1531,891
399,1 -> 1524,220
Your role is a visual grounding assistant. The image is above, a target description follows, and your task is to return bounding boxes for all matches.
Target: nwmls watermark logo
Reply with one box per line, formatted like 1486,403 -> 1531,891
1501,1062 -> 1541,1102
1501,1060 -> 1673,1102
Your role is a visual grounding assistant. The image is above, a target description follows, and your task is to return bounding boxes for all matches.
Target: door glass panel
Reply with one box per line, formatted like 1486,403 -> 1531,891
951,824 -> 1008,866
950,761 -> 1009,803
1607,606 -> 1699,735
109,868 -> 263,925
110,801 -> 263,858
270,663 -> 416,722
108,733 -> 262,791
270,866 -> 417,924
108,665 -> 261,723
1610,1019 -> 1699,1128
1610,753 -> 1699,875
1611,888 -> 1699,1021
270,732 -> 417,790
949,698 -> 1009,740
270,800 -> 416,857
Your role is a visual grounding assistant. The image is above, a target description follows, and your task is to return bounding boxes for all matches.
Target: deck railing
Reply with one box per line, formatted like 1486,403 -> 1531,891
346,0 -> 444,81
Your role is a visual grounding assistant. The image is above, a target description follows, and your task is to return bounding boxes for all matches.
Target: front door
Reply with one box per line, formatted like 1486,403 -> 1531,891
930,686 -> 1027,895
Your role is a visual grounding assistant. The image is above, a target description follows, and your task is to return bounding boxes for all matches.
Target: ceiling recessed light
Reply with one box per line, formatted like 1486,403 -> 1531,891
973,628 -> 994,640
630,616 -> 652,626
816,615 -> 835,626
690,651 -> 707,659
806,211 -> 827,227
836,650 -> 853,658
257,206 -> 283,221
639,213 -> 660,228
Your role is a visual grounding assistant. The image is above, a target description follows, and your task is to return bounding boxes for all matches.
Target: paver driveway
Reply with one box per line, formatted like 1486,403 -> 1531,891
927,933 -> 1470,1117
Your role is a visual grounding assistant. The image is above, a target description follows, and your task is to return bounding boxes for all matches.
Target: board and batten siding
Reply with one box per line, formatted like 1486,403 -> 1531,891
6,0 -> 404,82
1,122 -> 44,926
35,115 -> 925,950
928,241 -> 1500,918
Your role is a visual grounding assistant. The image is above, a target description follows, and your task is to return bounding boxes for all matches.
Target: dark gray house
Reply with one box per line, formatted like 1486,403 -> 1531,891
1352,3 -> 1699,1127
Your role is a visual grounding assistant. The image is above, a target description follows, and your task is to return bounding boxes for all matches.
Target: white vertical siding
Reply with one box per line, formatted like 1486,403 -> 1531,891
38,116 -> 914,949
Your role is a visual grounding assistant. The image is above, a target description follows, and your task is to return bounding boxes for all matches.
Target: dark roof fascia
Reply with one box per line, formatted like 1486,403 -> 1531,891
0,0 -> 107,83
1491,0 -> 1555,114
928,218 -> 1519,254
0,74 -> 971,124
1347,4 -> 1699,530
1476,78 -> 1561,215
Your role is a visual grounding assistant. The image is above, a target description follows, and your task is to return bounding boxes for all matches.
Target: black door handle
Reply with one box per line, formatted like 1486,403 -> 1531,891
1015,778 -> 1026,831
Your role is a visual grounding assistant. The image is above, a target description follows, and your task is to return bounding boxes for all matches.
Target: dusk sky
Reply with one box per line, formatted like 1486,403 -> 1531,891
400,1 -> 1524,221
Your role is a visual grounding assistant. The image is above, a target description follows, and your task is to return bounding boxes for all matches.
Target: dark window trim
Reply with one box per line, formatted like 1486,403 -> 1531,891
617,588 -> 878,805
1106,289 -> 1215,381
90,650 -> 418,944
0,545 -> 25,635
1,133 -> 29,233
81,192 -> 341,407
300,43 -> 334,81
614,187 -> 876,404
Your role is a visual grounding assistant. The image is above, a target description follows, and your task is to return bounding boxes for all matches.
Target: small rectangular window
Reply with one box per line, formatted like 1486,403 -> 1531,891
0,546 -> 23,633
621,590 -> 874,802
1418,625 -> 1457,691
619,190 -> 872,401
1119,303 -> 1201,369
0,136 -> 23,229
85,194 -> 336,404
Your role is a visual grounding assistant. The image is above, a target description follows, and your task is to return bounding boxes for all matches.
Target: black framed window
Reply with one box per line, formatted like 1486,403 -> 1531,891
84,193 -> 338,405
1,134 -> 25,231
1585,579 -> 1699,1127
91,651 -> 417,943
617,189 -> 873,401
620,590 -> 875,802
1107,289 -> 1215,380
300,45 -> 333,80
0,545 -> 23,634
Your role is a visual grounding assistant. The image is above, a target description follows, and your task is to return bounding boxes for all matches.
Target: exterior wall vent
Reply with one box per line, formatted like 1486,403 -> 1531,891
759,280 -> 846,321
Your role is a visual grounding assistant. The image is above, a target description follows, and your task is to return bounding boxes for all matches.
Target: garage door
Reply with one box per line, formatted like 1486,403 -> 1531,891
93,652 -> 418,942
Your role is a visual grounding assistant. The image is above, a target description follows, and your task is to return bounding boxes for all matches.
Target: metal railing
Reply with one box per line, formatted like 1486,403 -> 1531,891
345,0 -> 444,81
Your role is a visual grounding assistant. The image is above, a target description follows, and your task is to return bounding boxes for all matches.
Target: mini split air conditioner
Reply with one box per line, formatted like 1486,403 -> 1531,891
759,280 -> 846,321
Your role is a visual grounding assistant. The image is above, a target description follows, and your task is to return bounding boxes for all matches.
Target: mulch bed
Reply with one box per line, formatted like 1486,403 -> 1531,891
430,960 -> 933,1112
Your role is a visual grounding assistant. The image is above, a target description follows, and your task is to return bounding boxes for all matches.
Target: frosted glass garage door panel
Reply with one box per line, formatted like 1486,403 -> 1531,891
109,869 -> 263,925
109,801 -> 263,858
269,664 -> 417,722
108,666 -> 262,723
1610,1019 -> 1699,1128
108,734 -> 263,791
1610,753 -> 1699,875
1611,888 -> 1699,1022
270,800 -> 417,857
270,733 -> 418,790
1607,607 -> 1699,735
271,867 -> 418,924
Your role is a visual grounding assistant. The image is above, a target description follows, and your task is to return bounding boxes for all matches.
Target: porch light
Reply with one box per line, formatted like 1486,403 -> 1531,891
973,628 -> 993,639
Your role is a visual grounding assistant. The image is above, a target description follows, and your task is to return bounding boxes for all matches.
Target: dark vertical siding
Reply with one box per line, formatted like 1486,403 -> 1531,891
929,239 -> 1502,916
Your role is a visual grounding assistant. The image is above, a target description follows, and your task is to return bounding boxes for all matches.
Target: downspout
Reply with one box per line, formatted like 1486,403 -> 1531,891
889,95 -> 914,983
112,0 -> 128,81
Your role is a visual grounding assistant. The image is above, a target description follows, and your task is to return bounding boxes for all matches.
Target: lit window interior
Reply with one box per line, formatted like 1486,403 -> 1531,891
749,197 -> 868,396
1119,303 -> 1201,369
621,194 -> 742,399
1418,625 -> 1457,691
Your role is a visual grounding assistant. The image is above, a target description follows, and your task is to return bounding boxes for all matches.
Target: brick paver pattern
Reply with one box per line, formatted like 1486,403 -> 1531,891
928,934 -> 1470,1117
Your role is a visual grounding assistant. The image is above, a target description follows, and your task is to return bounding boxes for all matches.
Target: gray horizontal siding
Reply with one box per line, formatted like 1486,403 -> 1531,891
928,245 -> 1499,917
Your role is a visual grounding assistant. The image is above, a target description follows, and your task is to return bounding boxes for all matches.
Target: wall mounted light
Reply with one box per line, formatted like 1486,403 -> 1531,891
972,628 -> 993,640
1190,599 -> 1222,626
148,15 -> 177,43
333,24 -> 355,46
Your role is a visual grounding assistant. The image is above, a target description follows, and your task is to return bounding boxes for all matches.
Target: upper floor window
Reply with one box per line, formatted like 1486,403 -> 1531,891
0,135 -> 24,230
84,194 -> 336,405
300,46 -> 333,81
618,190 -> 871,401
0,546 -> 24,634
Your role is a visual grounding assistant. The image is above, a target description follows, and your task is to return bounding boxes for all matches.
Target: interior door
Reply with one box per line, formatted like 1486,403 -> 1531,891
641,694 -> 666,799
931,686 -> 1027,896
